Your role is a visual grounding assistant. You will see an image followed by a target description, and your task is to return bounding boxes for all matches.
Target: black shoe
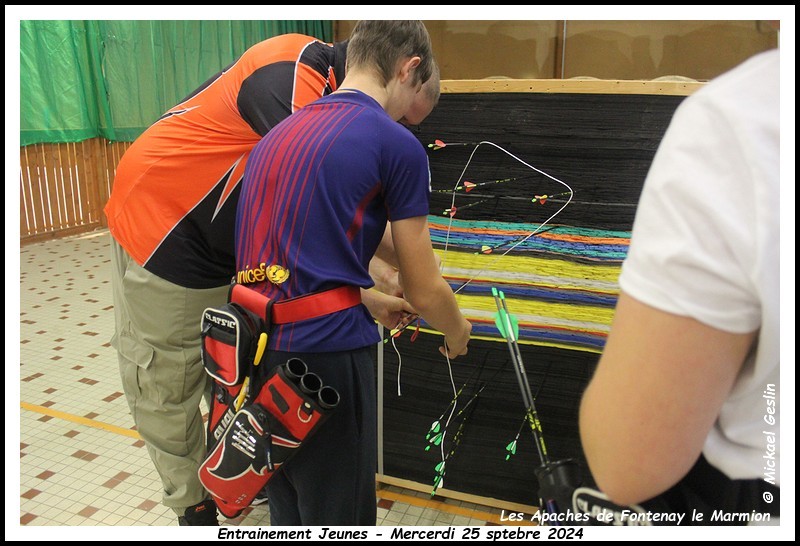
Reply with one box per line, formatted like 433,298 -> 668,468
178,499 -> 219,526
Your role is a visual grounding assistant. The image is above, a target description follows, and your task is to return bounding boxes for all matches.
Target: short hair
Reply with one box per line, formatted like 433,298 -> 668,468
423,61 -> 441,107
346,21 -> 433,87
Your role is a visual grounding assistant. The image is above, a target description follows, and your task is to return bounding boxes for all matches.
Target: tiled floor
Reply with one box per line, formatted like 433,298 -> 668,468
16,229 -> 510,533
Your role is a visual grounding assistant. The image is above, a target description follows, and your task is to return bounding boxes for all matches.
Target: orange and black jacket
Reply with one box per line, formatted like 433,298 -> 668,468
105,34 -> 346,288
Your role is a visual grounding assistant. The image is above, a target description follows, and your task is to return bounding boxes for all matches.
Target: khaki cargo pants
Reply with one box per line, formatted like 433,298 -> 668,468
110,237 -> 229,514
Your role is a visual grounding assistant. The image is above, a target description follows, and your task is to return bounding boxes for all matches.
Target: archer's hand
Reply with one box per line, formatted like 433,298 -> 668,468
362,289 -> 416,330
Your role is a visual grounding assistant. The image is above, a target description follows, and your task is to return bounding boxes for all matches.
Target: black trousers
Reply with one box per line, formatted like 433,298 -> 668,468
263,347 -> 377,526
640,454 -> 780,525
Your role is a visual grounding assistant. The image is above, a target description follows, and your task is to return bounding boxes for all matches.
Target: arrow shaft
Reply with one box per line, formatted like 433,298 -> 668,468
494,291 -> 550,465
502,294 -> 550,463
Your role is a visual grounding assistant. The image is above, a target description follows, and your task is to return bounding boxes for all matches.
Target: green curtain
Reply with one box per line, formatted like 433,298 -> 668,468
20,20 -> 333,146
20,21 -> 111,145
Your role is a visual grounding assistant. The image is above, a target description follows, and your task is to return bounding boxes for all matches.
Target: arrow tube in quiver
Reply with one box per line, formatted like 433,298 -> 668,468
250,358 -> 338,440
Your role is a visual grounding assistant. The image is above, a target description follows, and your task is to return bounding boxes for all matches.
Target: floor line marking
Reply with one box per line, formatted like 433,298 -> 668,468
20,401 -> 141,439
21,401 -> 533,525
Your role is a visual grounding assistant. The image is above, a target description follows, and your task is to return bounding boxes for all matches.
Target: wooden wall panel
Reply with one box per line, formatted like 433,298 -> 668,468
19,138 -> 128,244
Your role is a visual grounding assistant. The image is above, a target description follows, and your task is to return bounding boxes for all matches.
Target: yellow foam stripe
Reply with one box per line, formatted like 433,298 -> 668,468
525,339 -> 602,354
454,293 -> 615,326
20,401 -> 141,439
436,248 -> 622,285
376,488 -> 537,526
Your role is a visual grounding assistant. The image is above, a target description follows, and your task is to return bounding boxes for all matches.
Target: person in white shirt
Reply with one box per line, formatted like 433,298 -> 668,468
579,48 -> 780,524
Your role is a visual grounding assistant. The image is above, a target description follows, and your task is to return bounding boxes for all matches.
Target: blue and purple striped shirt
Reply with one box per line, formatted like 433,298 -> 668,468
235,90 -> 430,352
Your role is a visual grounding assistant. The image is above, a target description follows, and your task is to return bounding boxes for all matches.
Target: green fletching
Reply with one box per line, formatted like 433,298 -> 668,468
508,313 -> 519,339
493,288 -> 519,339
425,421 -> 440,440
504,440 -> 518,461
494,310 -> 519,340
494,311 -> 507,338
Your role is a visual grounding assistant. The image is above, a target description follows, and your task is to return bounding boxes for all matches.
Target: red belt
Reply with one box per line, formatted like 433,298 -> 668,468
229,284 -> 362,326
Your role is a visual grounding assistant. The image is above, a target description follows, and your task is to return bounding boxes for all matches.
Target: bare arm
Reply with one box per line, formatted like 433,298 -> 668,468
373,223 -> 398,268
391,216 -> 471,357
369,256 -> 402,297
370,222 -> 441,297
579,292 -> 755,505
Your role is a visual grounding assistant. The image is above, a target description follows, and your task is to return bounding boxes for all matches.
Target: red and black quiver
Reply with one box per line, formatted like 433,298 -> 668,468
198,284 -> 341,518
